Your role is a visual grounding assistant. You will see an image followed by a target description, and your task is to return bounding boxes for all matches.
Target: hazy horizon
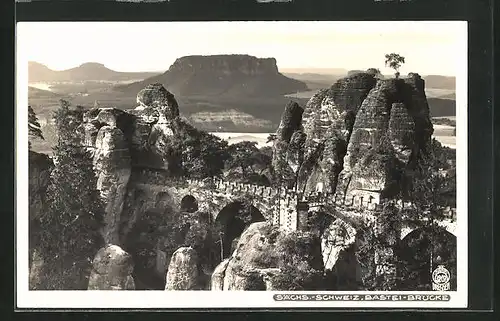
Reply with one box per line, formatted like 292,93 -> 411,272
18,21 -> 466,77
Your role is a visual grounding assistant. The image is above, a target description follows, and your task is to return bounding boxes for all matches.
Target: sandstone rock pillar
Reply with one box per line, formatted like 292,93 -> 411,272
165,247 -> 201,290
93,125 -> 132,245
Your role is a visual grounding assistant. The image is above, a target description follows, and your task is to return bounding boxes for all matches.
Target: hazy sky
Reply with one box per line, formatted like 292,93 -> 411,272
18,21 -> 466,76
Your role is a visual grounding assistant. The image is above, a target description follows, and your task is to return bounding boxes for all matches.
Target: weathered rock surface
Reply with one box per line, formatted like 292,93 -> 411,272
296,72 -> 377,195
277,72 -> 433,202
337,75 -> 433,199
211,259 -> 230,291
93,125 -> 132,244
88,245 -> 135,290
213,222 -> 325,290
28,151 -> 53,221
78,84 -> 212,248
271,101 -> 304,187
137,83 -> 180,120
321,219 -> 357,270
165,247 -> 201,290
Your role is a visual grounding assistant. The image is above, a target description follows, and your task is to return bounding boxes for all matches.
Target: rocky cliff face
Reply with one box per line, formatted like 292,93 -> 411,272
78,83 -> 198,246
273,71 -> 433,201
29,151 -> 53,221
117,55 -> 308,98
296,72 -> 378,195
337,73 -> 433,199
169,55 -> 280,76
211,222 -> 326,291
269,71 -> 434,283
271,101 -> 304,187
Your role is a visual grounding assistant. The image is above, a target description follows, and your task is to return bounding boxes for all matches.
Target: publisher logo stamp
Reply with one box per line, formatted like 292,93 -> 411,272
432,265 -> 451,291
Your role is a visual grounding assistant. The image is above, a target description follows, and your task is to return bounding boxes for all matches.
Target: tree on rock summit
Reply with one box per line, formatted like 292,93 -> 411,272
385,53 -> 405,79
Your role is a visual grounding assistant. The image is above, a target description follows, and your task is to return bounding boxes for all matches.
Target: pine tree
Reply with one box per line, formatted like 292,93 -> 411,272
35,100 -> 104,289
53,99 -> 85,146
28,105 -> 44,150
396,139 -> 457,290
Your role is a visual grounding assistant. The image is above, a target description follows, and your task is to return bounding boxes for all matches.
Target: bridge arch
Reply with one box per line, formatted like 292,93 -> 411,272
400,219 -> 457,240
396,226 -> 457,290
214,200 -> 266,259
180,194 -> 199,213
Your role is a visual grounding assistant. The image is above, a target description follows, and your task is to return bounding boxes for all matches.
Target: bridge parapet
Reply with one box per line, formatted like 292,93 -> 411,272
186,177 -> 297,203
185,177 -> 424,220
305,191 -> 384,211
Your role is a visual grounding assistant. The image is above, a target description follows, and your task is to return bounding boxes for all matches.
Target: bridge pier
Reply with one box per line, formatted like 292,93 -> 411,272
296,202 -> 309,231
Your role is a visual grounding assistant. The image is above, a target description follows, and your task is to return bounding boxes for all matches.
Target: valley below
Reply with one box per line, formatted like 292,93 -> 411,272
27,57 -> 458,154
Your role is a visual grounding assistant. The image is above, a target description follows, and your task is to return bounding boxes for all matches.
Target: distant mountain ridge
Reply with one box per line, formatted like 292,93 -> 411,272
287,70 -> 456,93
280,67 -> 348,75
28,61 -> 160,83
115,55 -> 308,98
422,75 -> 456,90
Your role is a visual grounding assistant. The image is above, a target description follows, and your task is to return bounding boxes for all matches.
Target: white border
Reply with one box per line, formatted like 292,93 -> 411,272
16,21 -> 468,309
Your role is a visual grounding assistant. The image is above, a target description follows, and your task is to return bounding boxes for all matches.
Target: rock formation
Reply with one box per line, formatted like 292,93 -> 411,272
337,73 -> 433,200
269,71 -> 436,278
165,247 -> 201,290
28,150 -> 53,221
210,258 -> 230,291
92,113 -> 132,244
88,245 -> 135,290
136,83 -> 179,120
77,84 -> 195,246
212,222 -> 325,291
28,249 -> 45,290
27,67 -> 440,291
272,71 -> 433,202
271,101 -> 304,187
296,72 -> 378,195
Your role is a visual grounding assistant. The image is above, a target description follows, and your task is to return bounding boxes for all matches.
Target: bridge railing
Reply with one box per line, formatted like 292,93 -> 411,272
187,177 -> 303,200
185,177 -> 417,213
304,191 -> 385,211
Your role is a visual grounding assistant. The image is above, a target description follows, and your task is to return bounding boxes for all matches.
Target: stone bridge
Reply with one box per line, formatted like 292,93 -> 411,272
124,172 -> 457,263
126,172 -> 456,236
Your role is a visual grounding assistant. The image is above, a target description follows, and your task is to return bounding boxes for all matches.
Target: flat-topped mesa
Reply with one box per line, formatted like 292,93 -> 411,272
169,55 -> 280,76
118,55 -> 308,97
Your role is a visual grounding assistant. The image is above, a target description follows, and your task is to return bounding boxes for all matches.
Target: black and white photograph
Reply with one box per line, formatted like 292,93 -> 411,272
17,21 -> 467,308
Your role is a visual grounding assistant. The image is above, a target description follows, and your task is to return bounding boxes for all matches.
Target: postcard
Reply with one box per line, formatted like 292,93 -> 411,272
17,20 -> 468,308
